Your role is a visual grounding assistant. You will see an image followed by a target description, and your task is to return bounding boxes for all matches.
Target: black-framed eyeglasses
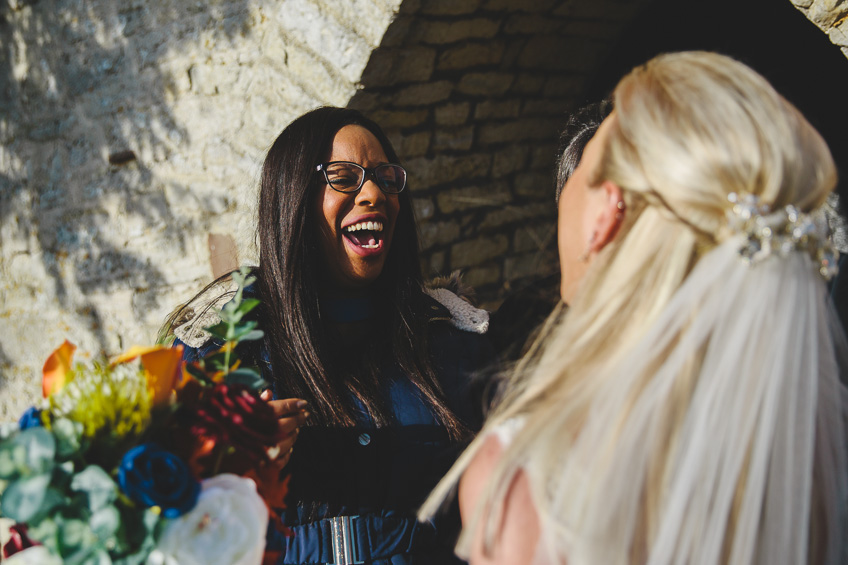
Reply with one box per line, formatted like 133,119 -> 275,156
316,161 -> 407,194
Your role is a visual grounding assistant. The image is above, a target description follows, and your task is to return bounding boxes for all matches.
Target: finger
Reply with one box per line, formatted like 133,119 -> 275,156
277,433 -> 298,454
260,389 -> 272,401
276,447 -> 293,469
277,416 -> 302,437
267,398 -> 308,418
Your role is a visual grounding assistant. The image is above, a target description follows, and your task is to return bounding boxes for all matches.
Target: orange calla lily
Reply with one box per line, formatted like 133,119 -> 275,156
111,344 -> 185,405
42,340 -> 77,397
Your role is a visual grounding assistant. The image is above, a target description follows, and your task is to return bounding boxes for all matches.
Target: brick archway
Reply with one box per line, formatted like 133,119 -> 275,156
349,0 -> 848,305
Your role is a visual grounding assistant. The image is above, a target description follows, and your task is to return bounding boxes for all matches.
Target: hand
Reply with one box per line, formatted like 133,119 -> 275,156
260,391 -> 310,468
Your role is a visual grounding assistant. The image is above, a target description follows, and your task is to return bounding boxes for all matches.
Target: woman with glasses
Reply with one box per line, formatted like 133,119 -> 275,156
422,51 -> 847,564
163,107 -> 492,564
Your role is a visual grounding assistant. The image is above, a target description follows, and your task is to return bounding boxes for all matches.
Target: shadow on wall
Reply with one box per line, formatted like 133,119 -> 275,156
584,0 -> 848,200
0,0 -> 256,351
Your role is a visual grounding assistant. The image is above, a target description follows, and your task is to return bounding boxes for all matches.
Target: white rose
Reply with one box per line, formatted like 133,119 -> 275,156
148,474 -> 268,565
3,546 -> 63,565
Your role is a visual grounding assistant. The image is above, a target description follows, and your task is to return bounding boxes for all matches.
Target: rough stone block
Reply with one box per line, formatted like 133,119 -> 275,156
360,47 -> 436,87
564,19 -> 626,40
515,171 -> 556,198
370,108 -> 429,129
510,73 -> 545,94
420,220 -> 462,250
830,21 -> 848,47
479,202 -> 554,230
380,16 -> 415,48
394,80 -> 454,106
522,98 -> 572,117
491,144 -> 530,178
400,131 -> 432,157
426,250 -> 447,276
451,234 -> 509,268
432,126 -> 475,152
414,197 -> 436,221
807,0 -> 848,28
504,14 -> 566,35
504,250 -> 557,281
474,99 -> 522,120
435,102 -> 471,126
519,36 -> 606,73
553,0 -> 643,20
478,118 -> 558,145
482,0 -> 558,12
514,223 -> 556,253
531,143 -> 558,169
437,42 -> 506,70
463,264 -> 502,287
415,18 -> 501,45
437,182 -> 512,214
543,75 -> 585,97
406,153 -> 492,188
419,0 -> 483,15
457,72 -> 515,96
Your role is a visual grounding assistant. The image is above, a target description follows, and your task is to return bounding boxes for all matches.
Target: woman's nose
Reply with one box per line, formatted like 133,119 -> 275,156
355,176 -> 386,206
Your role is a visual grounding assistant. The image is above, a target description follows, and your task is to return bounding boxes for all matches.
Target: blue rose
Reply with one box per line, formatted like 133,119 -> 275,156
117,443 -> 200,518
17,407 -> 42,430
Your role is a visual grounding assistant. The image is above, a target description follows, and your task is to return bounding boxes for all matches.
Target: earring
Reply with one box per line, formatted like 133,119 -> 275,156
579,232 -> 597,262
615,200 -> 626,221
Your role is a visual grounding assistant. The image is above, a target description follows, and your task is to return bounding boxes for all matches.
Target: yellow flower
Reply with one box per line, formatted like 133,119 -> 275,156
46,361 -> 151,442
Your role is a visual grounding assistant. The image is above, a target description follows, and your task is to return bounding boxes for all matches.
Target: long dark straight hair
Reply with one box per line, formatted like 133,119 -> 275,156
254,106 -> 466,439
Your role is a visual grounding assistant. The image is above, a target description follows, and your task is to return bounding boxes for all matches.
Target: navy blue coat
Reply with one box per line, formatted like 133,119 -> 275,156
176,294 -> 493,564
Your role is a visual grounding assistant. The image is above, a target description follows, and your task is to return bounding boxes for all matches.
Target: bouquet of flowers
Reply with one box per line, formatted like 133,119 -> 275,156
0,269 -> 288,565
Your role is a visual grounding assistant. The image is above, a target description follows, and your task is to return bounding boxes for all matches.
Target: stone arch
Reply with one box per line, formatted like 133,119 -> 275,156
348,0 -> 848,306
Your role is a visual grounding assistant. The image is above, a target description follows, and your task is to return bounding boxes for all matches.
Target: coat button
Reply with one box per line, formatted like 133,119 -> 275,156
358,433 -> 371,446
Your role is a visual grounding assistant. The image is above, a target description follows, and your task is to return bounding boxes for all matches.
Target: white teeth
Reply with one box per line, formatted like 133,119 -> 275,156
345,221 -> 384,233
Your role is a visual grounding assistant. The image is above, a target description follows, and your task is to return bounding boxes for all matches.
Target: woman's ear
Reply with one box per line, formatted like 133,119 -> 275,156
589,181 -> 625,253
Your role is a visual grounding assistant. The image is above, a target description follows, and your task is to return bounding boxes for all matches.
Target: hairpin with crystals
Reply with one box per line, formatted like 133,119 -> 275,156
727,192 -> 839,280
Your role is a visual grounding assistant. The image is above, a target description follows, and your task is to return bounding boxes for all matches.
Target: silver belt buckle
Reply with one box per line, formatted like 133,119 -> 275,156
329,515 -> 364,565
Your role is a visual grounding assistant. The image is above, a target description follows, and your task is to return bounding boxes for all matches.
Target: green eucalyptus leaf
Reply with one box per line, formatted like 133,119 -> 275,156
225,368 -> 268,391
0,444 -> 17,479
82,550 -> 112,565
89,504 -> 120,540
59,517 -> 91,551
1,473 -> 51,522
184,362 -> 212,384
52,418 -> 84,460
236,297 -> 261,315
28,517 -> 60,553
39,485 -> 67,519
204,322 -> 231,340
231,319 -> 258,334
5,427 -> 57,476
235,329 -> 264,343
71,465 -> 117,511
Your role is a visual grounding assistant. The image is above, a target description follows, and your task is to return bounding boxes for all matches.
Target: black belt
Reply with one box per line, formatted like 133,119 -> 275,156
281,514 -> 436,564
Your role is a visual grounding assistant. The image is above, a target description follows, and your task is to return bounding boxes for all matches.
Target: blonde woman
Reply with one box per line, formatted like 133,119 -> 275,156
421,51 -> 848,565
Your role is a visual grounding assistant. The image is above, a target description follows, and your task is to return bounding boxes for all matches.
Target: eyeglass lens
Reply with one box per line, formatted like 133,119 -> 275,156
324,162 -> 406,193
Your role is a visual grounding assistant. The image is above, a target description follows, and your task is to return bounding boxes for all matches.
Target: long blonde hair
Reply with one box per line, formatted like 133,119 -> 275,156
421,51 -> 846,564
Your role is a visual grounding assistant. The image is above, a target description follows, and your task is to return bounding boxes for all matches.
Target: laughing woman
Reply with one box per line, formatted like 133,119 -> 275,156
163,107 -> 492,564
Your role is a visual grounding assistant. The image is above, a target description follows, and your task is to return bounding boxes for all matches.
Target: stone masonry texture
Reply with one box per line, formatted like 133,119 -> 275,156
0,0 -> 845,419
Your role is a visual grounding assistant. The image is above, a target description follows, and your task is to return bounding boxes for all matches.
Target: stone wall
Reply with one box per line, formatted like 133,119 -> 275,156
349,0 -> 648,300
0,0 -> 403,419
791,0 -> 848,56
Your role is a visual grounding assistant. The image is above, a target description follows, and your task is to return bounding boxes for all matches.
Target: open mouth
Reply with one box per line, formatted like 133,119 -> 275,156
343,220 -> 385,250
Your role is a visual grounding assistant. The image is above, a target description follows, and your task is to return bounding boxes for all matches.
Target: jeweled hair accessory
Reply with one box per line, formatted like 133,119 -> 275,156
727,192 -> 839,280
